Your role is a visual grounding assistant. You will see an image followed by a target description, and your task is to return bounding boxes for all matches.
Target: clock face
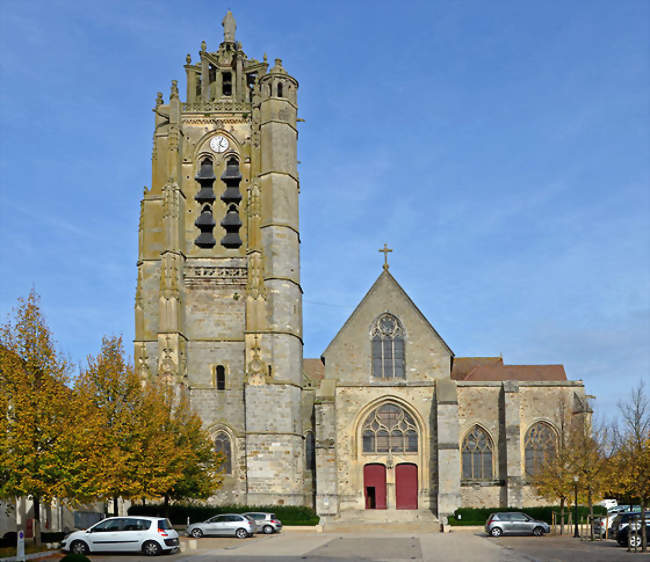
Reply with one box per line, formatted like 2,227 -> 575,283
210,135 -> 229,153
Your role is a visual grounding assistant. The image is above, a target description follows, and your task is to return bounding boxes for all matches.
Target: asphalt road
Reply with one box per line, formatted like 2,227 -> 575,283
51,530 -> 646,561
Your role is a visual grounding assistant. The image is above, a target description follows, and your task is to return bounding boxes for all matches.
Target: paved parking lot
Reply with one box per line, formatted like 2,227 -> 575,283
46,529 -> 647,561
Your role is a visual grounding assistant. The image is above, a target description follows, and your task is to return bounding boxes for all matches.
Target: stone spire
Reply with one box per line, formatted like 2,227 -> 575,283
222,11 -> 236,42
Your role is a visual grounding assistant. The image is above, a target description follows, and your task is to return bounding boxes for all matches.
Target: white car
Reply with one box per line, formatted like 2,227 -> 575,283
61,516 -> 179,556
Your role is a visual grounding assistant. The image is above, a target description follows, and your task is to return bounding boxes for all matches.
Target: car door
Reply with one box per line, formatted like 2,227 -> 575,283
225,515 -> 242,535
497,513 -> 513,534
511,513 -> 530,534
120,518 -> 149,552
211,515 -> 230,536
88,518 -> 126,552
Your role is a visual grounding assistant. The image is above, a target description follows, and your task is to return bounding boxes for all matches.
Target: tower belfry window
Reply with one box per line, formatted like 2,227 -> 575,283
220,157 -> 243,248
194,158 -> 217,248
222,72 -> 232,96
277,82 -> 283,97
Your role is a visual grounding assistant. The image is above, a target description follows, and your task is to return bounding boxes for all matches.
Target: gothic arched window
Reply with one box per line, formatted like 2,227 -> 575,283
525,422 -> 557,476
362,403 -> 417,453
371,314 -> 405,379
214,431 -> 232,474
461,425 -> 493,481
305,431 -> 315,470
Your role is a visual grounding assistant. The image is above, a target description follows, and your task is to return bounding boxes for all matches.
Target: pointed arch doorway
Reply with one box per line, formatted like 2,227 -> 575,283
363,463 -> 386,509
395,463 -> 418,509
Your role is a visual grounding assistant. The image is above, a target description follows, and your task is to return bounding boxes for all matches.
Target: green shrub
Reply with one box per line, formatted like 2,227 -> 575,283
449,505 -> 606,526
60,554 -> 91,562
128,503 -> 320,526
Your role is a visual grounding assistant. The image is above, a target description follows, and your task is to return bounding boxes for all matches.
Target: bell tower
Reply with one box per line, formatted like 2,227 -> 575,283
135,11 -> 305,505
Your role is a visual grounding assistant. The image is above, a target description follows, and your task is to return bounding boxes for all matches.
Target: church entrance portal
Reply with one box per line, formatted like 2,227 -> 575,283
395,463 -> 418,509
363,464 -> 386,509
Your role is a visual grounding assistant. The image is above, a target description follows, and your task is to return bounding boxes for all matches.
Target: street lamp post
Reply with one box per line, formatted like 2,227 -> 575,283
573,476 -> 579,538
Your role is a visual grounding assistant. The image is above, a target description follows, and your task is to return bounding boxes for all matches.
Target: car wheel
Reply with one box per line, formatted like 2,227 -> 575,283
235,527 -> 248,539
263,524 -> 274,534
70,540 -> 89,555
629,535 -> 642,548
490,527 -> 503,537
191,528 -> 203,538
532,526 -> 544,537
143,540 -> 162,556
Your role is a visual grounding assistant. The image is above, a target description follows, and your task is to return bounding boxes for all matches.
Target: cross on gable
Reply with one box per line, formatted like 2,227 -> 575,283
379,243 -> 393,270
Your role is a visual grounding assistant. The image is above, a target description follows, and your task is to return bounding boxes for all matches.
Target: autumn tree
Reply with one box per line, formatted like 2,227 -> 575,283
610,380 -> 650,551
0,290 -> 71,544
165,389 -> 223,504
530,397 -> 575,534
73,335 -> 145,514
569,416 -> 609,540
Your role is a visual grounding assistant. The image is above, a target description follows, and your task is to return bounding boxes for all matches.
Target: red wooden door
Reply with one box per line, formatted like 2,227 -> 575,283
363,463 -> 387,509
395,463 -> 418,509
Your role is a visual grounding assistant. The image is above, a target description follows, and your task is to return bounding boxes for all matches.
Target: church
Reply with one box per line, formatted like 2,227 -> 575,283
135,12 -> 592,522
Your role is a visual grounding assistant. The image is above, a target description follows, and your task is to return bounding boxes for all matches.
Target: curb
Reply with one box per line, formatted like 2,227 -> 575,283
0,550 -> 60,562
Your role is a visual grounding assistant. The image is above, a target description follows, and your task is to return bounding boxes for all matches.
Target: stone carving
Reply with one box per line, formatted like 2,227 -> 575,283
160,255 -> 179,298
186,53 -> 191,64
200,40 -> 207,52
247,253 -> 266,300
183,101 -> 250,113
170,80 -> 179,99
184,266 -> 247,288
246,336 -> 266,386
158,336 -> 177,384
156,92 -> 163,107
136,343 -> 151,379
222,11 -> 236,42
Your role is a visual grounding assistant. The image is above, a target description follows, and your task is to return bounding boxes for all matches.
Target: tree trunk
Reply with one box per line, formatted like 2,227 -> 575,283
642,501 -> 647,552
588,487 -> 594,541
560,497 -> 565,536
33,496 -> 41,546
113,497 -> 119,517
164,494 -> 169,518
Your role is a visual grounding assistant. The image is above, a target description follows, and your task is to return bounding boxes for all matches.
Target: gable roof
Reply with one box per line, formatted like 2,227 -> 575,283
322,269 -> 454,358
303,358 -> 325,386
451,357 -> 503,380
453,361 -> 567,382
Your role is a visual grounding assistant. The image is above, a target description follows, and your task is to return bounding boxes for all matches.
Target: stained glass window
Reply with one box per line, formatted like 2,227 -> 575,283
524,422 -> 557,476
371,314 -> 405,379
461,426 -> 493,481
361,404 -> 417,453
215,431 -> 232,474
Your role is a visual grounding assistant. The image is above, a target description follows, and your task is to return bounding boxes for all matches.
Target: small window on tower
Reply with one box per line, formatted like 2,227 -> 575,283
277,82 -> 283,97
216,365 -> 226,390
222,72 -> 232,96
209,64 -> 216,84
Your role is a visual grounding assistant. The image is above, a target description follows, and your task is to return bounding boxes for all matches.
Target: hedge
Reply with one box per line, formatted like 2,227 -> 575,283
128,503 -> 320,526
449,505 -> 606,526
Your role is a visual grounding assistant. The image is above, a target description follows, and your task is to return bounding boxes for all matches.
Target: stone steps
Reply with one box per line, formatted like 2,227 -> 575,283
321,509 -> 441,533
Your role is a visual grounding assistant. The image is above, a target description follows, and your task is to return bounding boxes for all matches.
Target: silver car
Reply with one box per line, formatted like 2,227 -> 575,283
243,512 -> 283,534
186,513 -> 255,539
485,512 -> 550,537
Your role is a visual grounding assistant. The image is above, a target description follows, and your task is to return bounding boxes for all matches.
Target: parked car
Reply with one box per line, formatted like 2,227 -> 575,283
617,520 -> 650,548
592,516 -> 607,538
485,512 -> 550,537
243,512 -> 283,534
609,511 -> 643,537
186,513 -> 255,538
61,516 -> 179,556
598,499 -> 618,510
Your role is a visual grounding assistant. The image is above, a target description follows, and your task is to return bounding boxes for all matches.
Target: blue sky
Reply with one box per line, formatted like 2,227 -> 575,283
1,1 -> 648,417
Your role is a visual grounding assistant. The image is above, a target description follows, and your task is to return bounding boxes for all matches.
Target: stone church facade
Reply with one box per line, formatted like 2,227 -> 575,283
135,13 -> 592,521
